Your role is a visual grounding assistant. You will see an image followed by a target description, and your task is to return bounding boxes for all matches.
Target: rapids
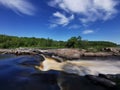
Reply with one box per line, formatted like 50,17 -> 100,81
0,54 -> 120,90
38,57 -> 120,76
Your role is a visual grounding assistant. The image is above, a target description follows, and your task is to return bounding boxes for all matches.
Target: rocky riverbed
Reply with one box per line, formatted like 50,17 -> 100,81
0,54 -> 120,90
0,48 -> 120,60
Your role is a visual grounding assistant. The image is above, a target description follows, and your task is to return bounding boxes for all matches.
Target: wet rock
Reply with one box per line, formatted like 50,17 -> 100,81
58,73 -> 108,90
99,74 -> 120,81
85,75 -> 116,88
51,55 -> 64,62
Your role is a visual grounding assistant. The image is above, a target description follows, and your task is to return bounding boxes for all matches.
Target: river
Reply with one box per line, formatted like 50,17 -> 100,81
0,54 -> 120,90
39,56 -> 120,76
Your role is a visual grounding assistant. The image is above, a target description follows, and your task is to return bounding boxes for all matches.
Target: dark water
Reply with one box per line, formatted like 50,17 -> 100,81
0,54 -> 16,60
0,54 -> 120,90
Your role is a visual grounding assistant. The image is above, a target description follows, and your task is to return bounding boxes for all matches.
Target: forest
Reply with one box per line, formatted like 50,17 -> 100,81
0,34 -> 118,51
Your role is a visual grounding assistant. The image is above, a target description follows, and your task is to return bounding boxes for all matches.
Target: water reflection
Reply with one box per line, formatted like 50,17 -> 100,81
0,54 -> 16,60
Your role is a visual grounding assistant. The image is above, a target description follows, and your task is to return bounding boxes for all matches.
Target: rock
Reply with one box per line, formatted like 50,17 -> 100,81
44,49 -> 82,60
58,73 -> 108,90
0,48 -> 43,56
86,75 -> 116,88
44,49 -> 120,60
82,52 -> 113,57
0,48 -> 120,60
51,55 -> 64,62
99,74 -> 120,80
102,48 -> 120,54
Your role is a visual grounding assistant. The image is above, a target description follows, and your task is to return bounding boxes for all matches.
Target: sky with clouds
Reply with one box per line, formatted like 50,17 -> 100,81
0,0 -> 120,44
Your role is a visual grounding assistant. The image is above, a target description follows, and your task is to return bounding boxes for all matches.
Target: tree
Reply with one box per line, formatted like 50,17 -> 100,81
66,36 -> 82,48
0,34 -> 118,49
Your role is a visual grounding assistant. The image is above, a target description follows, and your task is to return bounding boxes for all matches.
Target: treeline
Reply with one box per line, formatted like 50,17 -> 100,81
0,35 -> 118,51
0,35 -> 65,49
65,36 -> 117,51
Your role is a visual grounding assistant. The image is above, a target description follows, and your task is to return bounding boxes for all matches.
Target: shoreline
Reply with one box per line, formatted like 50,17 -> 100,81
0,48 -> 120,60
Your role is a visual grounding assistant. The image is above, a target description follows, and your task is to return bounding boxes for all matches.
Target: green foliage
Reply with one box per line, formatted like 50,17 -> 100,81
0,34 -> 64,49
65,36 -> 82,48
65,36 -> 118,51
0,34 -> 118,51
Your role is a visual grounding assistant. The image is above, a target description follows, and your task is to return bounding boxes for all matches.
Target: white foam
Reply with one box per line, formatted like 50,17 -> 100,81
39,58 -> 120,76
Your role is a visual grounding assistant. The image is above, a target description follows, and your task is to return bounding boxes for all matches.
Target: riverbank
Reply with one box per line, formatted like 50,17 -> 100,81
0,48 -> 120,60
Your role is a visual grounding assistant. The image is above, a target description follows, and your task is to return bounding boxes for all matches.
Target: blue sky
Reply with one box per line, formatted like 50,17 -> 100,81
0,0 -> 120,44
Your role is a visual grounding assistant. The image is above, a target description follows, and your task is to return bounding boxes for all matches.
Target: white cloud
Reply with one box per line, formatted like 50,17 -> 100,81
48,0 -> 119,23
68,25 -> 81,29
82,30 -> 94,34
0,0 -> 36,15
51,11 -> 74,27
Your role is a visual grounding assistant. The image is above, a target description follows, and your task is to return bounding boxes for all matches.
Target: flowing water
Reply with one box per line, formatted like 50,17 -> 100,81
39,57 -> 120,76
0,54 -> 120,90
